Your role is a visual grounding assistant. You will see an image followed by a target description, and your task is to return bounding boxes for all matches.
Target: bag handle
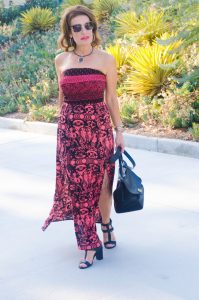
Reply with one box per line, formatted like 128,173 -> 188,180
110,146 -> 136,168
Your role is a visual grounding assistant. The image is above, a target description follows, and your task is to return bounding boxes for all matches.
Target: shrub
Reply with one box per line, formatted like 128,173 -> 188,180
61,0 -> 92,10
93,0 -> 120,22
114,11 -> 138,37
0,4 -> 24,25
0,82 -> 18,115
190,122 -> 199,141
0,33 -> 9,46
137,95 -> 163,125
19,7 -> 56,35
0,0 -> 58,25
0,24 -> 58,115
118,94 -> 139,125
105,42 -> 131,70
161,90 -> 199,129
25,0 -> 58,10
115,8 -> 168,46
156,1 -> 199,50
0,96 -> 17,115
171,43 -> 199,92
124,32 -> 183,96
0,21 -> 20,46
28,104 -> 58,122
30,79 -> 52,107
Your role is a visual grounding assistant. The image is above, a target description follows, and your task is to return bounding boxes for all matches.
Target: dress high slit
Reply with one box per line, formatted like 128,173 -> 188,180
41,67 -> 115,250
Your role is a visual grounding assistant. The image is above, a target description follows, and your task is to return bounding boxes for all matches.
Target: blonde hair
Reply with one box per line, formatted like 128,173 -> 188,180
57,5 -> 102,52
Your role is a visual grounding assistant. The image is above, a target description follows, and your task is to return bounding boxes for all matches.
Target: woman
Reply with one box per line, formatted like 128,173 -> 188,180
41,5 -> 125,269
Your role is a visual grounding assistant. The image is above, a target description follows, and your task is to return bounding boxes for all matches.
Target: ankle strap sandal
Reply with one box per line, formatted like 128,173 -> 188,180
79,245 -> 103,269
101,218 -> 116,249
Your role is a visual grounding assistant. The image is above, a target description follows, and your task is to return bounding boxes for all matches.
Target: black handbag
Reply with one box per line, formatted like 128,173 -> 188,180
110,146 -> 144,213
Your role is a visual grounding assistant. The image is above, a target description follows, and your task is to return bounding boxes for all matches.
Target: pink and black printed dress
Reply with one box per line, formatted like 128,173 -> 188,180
41,67 -> 115,250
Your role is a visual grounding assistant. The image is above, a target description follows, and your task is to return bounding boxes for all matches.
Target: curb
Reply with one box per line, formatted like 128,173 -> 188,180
0,117 -> 198,159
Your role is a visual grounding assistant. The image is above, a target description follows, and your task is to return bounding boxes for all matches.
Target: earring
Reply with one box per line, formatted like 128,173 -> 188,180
91,34 -> 95,46
68,37 -> 75,51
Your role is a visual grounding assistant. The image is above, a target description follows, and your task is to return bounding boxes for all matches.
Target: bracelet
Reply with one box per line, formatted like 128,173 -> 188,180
114,124 -> 125,133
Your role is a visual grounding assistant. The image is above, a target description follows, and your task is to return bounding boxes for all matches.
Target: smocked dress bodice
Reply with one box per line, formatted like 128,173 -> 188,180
59,67 -> 106,103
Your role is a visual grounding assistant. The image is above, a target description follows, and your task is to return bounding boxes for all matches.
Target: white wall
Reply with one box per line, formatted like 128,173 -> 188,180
3,0 -> 26,8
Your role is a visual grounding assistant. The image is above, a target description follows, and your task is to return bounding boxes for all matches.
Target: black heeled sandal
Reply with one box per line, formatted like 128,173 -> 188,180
79,245 -> 103,269
101,218 -> 116,249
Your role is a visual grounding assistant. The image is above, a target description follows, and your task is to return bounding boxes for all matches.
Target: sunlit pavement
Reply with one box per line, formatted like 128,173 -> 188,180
0,128 -> 199,300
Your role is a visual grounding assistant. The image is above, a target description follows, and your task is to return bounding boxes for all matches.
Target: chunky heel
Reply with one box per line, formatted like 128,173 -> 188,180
78,245 -> 103,269
95,245 -> 103,260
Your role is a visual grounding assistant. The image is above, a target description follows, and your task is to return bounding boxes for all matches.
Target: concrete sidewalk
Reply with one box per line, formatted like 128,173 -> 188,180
0,128 -> 199,300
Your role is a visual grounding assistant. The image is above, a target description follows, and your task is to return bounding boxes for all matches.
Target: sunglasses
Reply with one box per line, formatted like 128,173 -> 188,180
70,21 -> 94,33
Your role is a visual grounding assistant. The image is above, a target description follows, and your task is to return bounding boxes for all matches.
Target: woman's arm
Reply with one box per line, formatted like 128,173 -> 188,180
104,55 -> 125,152
104,55 -> 123,128
54,55 -> 65,114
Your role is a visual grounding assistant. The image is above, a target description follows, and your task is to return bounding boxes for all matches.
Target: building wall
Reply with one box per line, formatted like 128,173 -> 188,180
3,0 -> 26,8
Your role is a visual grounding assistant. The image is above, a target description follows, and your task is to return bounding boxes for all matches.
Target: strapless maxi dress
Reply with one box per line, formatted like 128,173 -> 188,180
41,67 -> 115,250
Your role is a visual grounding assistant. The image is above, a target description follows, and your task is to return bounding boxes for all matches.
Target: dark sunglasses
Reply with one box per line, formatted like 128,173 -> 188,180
70,21 -> 94,33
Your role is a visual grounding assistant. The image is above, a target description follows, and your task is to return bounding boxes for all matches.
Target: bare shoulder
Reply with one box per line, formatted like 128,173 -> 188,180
96,48 -> 115,62
104,51 -> 116,67
55,51 -> 69,66
95,49 -> 116,74
102,50 -> 116,72
54,51 -> 69,77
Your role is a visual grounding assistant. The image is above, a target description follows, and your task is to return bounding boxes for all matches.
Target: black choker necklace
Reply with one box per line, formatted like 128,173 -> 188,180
73,47 -> 94,63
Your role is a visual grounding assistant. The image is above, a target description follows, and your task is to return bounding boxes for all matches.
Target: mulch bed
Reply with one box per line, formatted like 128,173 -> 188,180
125,123 -> 193,141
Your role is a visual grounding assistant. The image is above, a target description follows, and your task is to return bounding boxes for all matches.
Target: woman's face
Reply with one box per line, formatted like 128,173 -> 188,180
69,14 -> 94,46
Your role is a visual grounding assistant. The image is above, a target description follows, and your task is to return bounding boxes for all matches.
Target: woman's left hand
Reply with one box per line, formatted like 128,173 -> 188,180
115,132 -> 125,153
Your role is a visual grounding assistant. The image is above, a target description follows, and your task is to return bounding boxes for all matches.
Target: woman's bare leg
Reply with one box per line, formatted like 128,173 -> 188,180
98,171 -> 116,247
79,171 -> 116,267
